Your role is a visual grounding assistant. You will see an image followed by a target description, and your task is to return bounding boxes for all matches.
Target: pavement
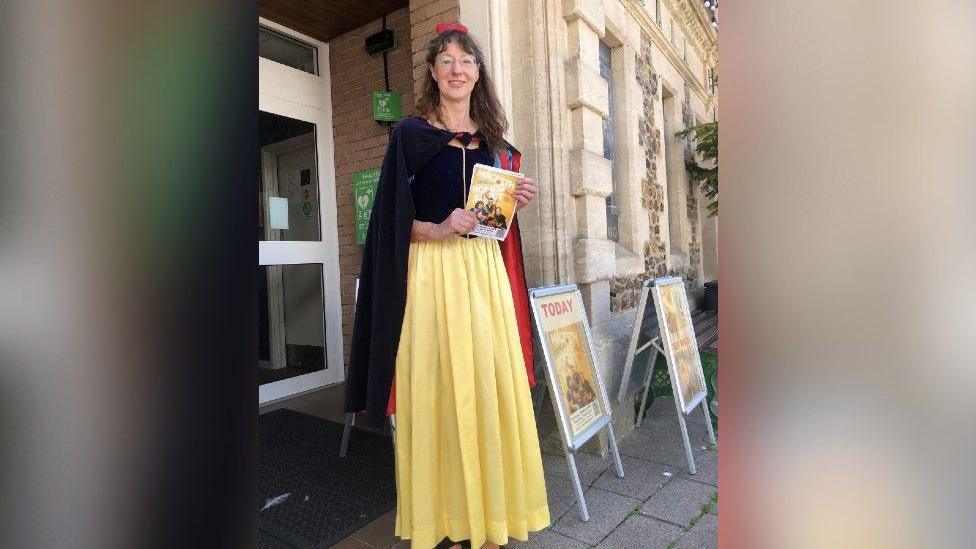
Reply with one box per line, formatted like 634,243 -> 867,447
336,396 -> 718,549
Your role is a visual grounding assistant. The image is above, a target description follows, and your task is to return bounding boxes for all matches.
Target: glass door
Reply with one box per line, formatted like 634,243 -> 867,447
258,19 -> 342,404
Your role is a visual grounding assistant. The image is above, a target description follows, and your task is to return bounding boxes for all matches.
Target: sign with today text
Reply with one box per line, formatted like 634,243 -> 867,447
530,285 -> 614,448
529,284 -> 626,522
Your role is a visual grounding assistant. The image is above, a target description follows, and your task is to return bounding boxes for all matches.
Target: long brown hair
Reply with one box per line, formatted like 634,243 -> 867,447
416,29 -> 509,154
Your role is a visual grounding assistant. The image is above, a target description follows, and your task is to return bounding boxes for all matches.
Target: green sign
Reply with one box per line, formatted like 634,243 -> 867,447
372,91 -> 402,122
354,167 -> 381,245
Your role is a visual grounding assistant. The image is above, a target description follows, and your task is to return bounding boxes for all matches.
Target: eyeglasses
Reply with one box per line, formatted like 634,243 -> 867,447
434,56 -> 479,69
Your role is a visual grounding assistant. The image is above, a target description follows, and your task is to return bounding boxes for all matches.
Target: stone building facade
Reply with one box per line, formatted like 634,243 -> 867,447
501,0 -> 718,444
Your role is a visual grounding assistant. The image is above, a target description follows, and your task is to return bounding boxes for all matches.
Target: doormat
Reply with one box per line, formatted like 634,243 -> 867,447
259,409 -> 396,548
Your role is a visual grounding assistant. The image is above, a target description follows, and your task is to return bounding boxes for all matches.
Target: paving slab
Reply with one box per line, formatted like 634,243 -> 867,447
543,473 -> 583,524
542,450 -> 614,487
592,454 -> 677,500
508,528 -> 591,549
686,411 -> 707,426
551,487 -> 641,545
595,514 -> 683,549
618,426 -> 707,471
350,510 -> 398,547
630,419 -> 693,444
636,411 -> 688,436
645,398 -> 713,430
628,403 -> 708,447
699,434 -> 718,454
680,448 -> 717,487
640,477 -> 717,528
676,513 -> 717,548
641,398 -> 691,425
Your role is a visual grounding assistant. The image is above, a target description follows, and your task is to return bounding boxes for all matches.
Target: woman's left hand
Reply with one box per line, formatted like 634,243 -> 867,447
514,177 -> 537,212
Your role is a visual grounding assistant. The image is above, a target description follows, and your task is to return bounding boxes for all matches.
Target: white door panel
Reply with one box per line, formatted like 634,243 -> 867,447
257,19 -> 342,404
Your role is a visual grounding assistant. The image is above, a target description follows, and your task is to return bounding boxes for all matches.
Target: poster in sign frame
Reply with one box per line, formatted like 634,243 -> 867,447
651,277 -> 709,414
529,284 -> 624,522
648,276 -> 716,474
531,285 -> 608,446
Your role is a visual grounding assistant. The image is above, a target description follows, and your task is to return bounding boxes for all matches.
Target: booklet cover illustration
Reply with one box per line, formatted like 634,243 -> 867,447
465,163 -> 522,241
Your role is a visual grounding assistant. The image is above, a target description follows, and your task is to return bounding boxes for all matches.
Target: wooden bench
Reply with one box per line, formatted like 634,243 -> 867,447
693,309 -> 719,354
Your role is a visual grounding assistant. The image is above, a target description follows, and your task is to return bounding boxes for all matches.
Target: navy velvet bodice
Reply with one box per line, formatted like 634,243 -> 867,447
411,141 -> 493,224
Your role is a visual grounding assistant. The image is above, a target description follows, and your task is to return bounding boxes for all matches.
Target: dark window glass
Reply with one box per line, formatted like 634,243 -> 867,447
258,264 -> 326,385
599,42 -> 619,243
259,111 -> 321,242
259,25 -> 318,75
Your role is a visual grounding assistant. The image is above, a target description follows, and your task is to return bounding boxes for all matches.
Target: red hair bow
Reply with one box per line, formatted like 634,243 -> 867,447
435,22 -> 469,34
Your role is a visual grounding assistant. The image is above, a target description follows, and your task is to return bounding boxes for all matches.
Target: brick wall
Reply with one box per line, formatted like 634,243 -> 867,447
330,0 -> 460,369
409,0 -> 460,98
330,7 -> 414,366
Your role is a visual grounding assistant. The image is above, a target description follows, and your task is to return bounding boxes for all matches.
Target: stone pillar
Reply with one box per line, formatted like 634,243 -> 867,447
562,1 -> 620,459
661,84 -> 689,271
563,0 -> 614,332
504,0 -> 575,288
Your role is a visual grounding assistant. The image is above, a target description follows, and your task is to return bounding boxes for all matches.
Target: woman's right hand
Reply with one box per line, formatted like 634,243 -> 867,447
436,208 -> 477,239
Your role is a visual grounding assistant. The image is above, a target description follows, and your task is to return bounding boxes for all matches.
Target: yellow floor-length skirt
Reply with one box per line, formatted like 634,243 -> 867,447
393,235 -> 550,549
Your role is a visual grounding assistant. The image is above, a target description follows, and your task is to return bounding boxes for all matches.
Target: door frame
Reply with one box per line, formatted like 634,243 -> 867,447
258,18 -> 343,404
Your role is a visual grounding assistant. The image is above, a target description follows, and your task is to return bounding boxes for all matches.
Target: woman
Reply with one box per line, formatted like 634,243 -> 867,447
344,22 -> 550,549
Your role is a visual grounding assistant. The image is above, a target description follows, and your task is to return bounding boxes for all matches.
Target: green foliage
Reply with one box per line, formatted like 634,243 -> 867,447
676,121 -> 718,217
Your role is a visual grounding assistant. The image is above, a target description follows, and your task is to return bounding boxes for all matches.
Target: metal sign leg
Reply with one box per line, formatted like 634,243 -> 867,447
564,450 -> 590,522
701,400 -> 716,446
636,345 -> 661,428
339,412 -> 355,458
673,397 -> 697,475
606,423 -> 625,479
636,386 -> 652,428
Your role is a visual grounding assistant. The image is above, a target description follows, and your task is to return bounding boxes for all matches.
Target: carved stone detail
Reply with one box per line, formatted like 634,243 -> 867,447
662,0 -> 717,61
